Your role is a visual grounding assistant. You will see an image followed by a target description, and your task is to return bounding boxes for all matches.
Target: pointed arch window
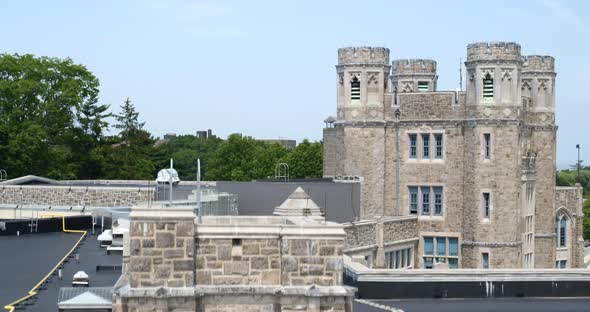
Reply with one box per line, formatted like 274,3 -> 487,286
350,76 -> 361,101
557,215 -> 568,248
483,73 -> 494,99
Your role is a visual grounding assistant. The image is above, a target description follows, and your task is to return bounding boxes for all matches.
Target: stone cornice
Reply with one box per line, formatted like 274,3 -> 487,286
117,285 -> 356,298
462,240 -> 521,247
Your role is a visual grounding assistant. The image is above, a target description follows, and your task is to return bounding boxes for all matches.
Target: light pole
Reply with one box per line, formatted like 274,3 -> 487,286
576,144 -> 580,183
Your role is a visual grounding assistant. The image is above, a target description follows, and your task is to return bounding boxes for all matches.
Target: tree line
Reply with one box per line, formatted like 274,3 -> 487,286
0,54 -> 322,181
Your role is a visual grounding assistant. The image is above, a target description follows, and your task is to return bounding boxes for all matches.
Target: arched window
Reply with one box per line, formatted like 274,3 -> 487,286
350,76 -> 360,101
557,215 -> 568,248
483,73 -> 494,100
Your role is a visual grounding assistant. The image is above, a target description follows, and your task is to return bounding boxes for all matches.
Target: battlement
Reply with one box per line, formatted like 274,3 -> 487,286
522,55 -> 555,72
391,59 -> 437,75
338,47 -> 390,65
466,42 -> 521,62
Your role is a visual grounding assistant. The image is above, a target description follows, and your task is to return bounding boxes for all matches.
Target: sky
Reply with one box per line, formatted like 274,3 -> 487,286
0,0 -> 588,168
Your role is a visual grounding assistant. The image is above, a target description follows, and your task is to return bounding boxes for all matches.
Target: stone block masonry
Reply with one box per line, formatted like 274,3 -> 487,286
0,184 -> 152,207
115,208 -> 355,312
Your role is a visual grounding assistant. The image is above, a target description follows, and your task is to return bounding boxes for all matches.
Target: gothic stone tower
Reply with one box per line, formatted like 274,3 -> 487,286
324,42 -> 577,269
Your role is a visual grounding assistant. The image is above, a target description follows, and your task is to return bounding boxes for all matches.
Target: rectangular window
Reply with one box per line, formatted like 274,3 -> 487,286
424,257 -> 433,269
557,260 -> 567,269
483,77 -> 494,99
422,134 -> 430,158
484,133 -> 491,159
448,238 -> 458,257
433,187 -> 443,215
435,134 -> 443,159
424,237 -> 434,255
409,134 -> 417,158
436,237 -> 446,256
406,248 -> 412,267
483,192 -> 491,219
482,252 -> 489,269
421,187 -> 430,215
409,187 -> 418,215
448,258 -> 458,269
401,249 -> 406,268
418,81 -> 429,92
351,78 -> 360,100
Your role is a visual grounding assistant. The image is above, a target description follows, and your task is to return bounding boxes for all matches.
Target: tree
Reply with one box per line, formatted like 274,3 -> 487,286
205,134 -> 260,181
285,139 -> 322,179
152,135 -> 222,180
0,53 -> 105,179
101,98 -> 155,180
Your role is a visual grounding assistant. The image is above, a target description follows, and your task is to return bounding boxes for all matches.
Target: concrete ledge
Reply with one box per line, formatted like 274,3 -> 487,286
117,285 -> 356,298
130,206 -> 195,220
344,256 -> 590,282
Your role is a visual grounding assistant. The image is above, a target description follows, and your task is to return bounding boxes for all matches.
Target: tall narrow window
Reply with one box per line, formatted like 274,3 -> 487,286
422,134 -> 430,158
559,216 -> 567,247
482,252 -> 489,269
418,81 -> 429,92
421,187 -> 430,215
434,134 -> 443,159
483,192 -> 491,219
424,237 -> 434,255
483,73 -> 494,100
436,237 -> 446,262
433,187 -> 443,215
350,76 -> 360,101
409,187 -> 418,215
409,134 -> 417,159
484,133 -> 491,159
448,238 -> 458,257
424,237 -> 434,269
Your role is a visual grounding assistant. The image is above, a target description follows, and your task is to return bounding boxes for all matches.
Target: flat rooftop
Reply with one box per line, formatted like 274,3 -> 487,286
0,231 -> 121,311
356,298 -> 590,312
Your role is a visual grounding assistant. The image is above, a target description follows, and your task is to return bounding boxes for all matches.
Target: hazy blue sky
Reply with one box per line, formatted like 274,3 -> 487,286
1,0 -> 588,168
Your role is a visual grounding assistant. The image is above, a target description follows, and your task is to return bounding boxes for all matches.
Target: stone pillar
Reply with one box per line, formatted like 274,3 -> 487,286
374,216 -> 385,268
127,206 -> 196,288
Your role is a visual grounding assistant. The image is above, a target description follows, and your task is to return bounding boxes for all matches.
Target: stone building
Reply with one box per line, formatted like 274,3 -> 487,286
113,206 -> 355,311
324,42 -> 584,269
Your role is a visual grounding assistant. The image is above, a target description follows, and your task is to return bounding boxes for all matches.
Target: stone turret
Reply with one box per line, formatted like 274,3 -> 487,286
391,59 -> 438,93
522,55 -> 556,112
465,42 -> 522,105
273,187 -> 323,218
336,47 -> 391,121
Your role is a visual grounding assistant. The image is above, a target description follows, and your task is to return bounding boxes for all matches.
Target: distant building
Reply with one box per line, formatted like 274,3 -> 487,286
196,129 -> 214,139
258,139 -> 297,150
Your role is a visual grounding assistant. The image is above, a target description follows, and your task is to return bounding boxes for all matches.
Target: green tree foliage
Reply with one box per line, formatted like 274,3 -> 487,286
152,135 -> 222,180
0,53 -> 104,179
154,134 -> 324,182
285,139 -> 323,179
584,198 -> 590,240
556,167 -> 590,194
100,98 -> 156,180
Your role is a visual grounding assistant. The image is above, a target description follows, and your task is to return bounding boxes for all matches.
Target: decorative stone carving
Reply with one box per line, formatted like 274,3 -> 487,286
349,72 -> 361,80
521,79 -> 532,90
538,79 -> 548,90
501,69 -> 512,81
338,73 -> 344,85
481,68 -> 494,77
367,72 -> 379,84
419,124 -> 432,132
401,81 -> 413,92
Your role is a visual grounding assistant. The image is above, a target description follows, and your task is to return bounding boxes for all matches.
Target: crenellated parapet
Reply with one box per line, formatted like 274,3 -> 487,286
466,42 -> 521,62
337,47 -> 390,65
391,59 -> 438,93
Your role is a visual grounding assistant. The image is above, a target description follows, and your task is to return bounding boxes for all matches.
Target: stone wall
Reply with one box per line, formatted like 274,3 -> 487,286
0,185 -> 152,207
195,238 -> 281,286
127,216 -> 194,288
343,221 -> 377,250
116,211 -> 355,312
383,217 -> 418,242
